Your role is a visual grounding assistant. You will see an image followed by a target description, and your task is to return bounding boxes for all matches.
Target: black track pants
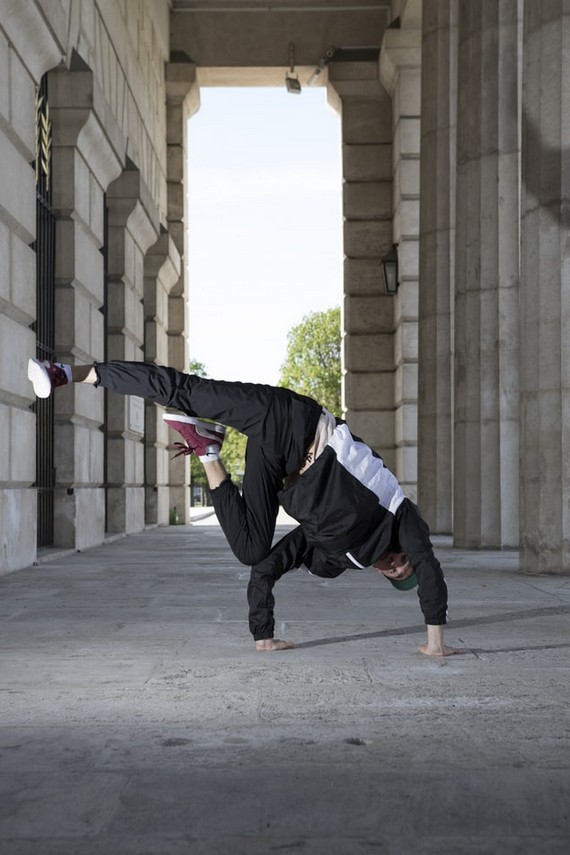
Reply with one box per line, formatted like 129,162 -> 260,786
95,361 -> 322,565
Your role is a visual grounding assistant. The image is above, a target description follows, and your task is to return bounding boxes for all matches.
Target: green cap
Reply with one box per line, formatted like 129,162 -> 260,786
388,572 -> 418,591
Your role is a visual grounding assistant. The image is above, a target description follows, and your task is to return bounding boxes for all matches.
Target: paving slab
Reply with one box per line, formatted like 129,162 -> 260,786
0,518 -> 569,854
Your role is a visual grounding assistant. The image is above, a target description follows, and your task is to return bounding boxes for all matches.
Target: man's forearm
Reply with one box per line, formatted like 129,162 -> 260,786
396,501 -> 448,624
247,526 -> 310,641
247,574 -> 276,640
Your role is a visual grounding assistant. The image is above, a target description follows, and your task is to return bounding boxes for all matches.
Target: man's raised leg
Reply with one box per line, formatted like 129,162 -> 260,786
27,358 -> 321,566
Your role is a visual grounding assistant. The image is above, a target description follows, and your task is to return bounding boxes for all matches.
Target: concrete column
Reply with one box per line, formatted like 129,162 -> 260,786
48,67 -> 125,550
143,233 -> 182,525
105,168 -> 160,533
0,4 -> 61,572
520,0 -> 570,573
453,0 -> 520,548
417,0 -> 458,533
154,61 -> 201,526
379,14 -> 422,499
327,61 -> 396,471
166,61 -> 200,372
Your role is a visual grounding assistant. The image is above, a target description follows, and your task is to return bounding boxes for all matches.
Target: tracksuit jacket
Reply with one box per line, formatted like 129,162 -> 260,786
247,420 -> 448,640
94,361 -> 448,642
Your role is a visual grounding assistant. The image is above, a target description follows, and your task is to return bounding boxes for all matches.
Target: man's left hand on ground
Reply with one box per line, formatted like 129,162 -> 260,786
417,643 -> 464,656
255,638 -> 295,652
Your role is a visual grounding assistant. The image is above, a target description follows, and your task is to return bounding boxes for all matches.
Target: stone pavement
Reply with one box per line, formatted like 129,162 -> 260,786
0,513 -> 569,854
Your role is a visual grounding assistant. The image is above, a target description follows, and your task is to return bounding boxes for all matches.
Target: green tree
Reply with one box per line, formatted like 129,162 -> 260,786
278,306 -> 342,415
189,358 -> 207,377
219,428 -> 247,489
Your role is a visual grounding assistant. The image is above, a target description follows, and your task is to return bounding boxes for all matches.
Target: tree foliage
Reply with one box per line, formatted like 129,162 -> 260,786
189,358 -> 207,377
219,428 -> 247,487
278,306 -> 342,415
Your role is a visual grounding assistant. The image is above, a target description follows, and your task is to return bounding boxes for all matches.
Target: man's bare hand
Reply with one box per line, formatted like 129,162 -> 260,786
255,638 -> 295,652
418,624 -> 464,657
417,643 -> 463,657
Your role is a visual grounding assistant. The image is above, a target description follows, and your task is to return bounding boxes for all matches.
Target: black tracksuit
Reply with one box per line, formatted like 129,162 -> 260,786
95,361 -> 448,641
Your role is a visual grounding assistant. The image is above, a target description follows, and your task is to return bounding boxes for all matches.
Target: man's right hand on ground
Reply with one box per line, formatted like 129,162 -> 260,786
418,624 -> 464,657
255,638 -> 295,652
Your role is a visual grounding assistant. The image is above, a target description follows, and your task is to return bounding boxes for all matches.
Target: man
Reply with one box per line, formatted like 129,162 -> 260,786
28,357 -> 461,656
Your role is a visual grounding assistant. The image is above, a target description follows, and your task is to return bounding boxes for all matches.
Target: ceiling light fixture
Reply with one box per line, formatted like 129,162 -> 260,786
285,42 -> 301,94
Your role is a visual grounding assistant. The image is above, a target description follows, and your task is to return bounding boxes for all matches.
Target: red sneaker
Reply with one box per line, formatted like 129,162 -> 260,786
28,358 -> 70,398
162,414 -> 225,460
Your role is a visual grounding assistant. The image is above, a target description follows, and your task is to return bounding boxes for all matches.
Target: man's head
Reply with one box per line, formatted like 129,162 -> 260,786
373,552 -> 418,591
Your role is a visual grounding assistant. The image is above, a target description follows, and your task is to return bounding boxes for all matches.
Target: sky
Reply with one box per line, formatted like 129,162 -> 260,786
186,86 -> 343,386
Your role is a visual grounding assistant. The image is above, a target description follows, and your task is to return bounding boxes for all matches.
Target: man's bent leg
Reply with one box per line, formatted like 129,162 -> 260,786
95,361 -> 322,564
91,360 -> 324,567
209,449 -> 282,566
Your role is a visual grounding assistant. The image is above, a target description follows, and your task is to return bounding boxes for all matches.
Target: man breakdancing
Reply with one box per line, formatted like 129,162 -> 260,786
29,358 -> 460,656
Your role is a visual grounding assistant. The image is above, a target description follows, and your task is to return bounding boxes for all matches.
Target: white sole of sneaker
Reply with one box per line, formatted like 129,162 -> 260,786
162,412 -> 226,436
27,358 -> 51,398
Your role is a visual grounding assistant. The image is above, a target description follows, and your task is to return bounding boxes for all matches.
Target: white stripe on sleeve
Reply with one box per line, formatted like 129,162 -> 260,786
328,424 -> 405,515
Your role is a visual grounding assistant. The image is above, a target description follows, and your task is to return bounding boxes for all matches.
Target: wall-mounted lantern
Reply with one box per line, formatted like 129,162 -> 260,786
380,244 -> 399,295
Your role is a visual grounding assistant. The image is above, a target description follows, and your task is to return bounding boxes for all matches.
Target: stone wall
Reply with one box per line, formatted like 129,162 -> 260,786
0,0 -> 178,573
2,0 -> 569,576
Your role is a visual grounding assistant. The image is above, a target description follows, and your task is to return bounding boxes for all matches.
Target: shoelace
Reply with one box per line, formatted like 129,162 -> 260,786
49,364 -> 68,388
171,441 -> 195,459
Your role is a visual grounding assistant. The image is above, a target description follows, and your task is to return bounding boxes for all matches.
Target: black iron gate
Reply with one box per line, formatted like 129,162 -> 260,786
34,76 -> 56,547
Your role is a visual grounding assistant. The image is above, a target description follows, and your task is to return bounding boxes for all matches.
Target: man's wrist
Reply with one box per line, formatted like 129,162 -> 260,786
419,624 -> 462,657
426,624 -> 445,650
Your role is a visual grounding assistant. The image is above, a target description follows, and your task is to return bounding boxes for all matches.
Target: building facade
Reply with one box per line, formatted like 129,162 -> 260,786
0,0 -> 568,576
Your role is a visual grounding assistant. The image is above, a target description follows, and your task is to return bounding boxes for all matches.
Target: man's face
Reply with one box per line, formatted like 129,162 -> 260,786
373,552 -> 414,582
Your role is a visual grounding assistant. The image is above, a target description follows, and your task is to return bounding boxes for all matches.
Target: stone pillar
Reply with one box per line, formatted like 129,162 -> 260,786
144,233 -> 181,526
327,61 -> 396,470
417,0 -> 458,533
0,3 -> 63,572
520,0 -> 570,573
105,168 -> 160,533
48,67 -> 125,550
453,0 -> 520,548
166,61 -> 200,372
379,10 -> 422,499
155,61 -> 201,525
